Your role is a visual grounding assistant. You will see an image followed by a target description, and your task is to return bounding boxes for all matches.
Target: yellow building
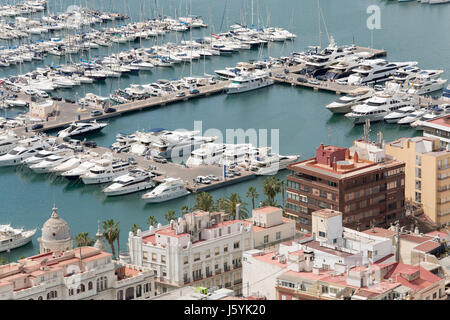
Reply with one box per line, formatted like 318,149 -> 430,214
386,137 -> 450,226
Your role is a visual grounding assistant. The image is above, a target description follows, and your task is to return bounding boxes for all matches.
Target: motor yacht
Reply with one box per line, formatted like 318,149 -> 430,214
103,169 -> 156,196
29,153 -> 73,173
185,143 -> 227,167
344,93 -> 416,124
383,106 -> 417,123
141,177 -> 190,203
225,71 -> 274,94
0,138 -> 46,166
0,224 -> 37,253
325,88 -> 374,113
248,154 -> 300,175
0,130 -> 19,156
347,59 -> 418,85
57,120 -> 108,139
397,109 -> 427,125
407,77 -> 447,95
22,149 -> 58,166
61,159 -> 97,180
81,159 -> 132,184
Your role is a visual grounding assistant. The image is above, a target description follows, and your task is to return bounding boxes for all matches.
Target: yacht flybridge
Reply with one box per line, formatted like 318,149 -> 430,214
0,224 -> 37,253
57,120 -> 108,138
103,168 -> 155,196
325,88 -> 374,113
81,159 -> 133,185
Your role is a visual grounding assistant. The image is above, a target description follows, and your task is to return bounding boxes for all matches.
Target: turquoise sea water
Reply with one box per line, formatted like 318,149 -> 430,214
1,0 -> 449,261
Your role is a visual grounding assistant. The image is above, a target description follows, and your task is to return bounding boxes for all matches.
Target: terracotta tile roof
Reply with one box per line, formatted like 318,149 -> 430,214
426,231 -> 449,238
400,234 -> 432,244
304,240 -> 353,258
252,206 -> 281,214
253,251 -> 288,268
362,227 -> 396,238
413,241 -> 442,253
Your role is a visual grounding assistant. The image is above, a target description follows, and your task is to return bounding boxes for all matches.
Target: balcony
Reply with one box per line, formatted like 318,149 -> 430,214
233,279 -> 242,285
215,269 -> 222,275
206,271 -> 213,277
184,278 -> 190,284
225,282 -> 232,288
224,265 -> 230,272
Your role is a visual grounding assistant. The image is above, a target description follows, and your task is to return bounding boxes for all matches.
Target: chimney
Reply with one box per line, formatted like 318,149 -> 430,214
345,149 -> 350,159
319,143 -> 324,150
236,203 -> 241,220
353,151 -> 359,163
332,159 -> 337,171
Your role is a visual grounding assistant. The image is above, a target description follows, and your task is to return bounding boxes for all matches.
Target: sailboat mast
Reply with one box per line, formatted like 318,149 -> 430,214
318,0 -> 322,49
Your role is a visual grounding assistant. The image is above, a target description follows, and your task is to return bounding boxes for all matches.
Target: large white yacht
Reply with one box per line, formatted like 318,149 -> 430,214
397,109 -> 427,125
344,93 -> 416,124
103,168 -> 155,196
407,77 -> 447,95
248,154 -> 300,175
0,138 -> 47,166
0,224 -> 37,253
29,153 -> 74,173
325,88 -> 374,113
219,144 -> 253,167
225,71 -> 274,94
383,106 -> 416,123
302,36 -> 351,70
347,59 -> 418,85
81,159 -> 132,184
0,131 -> 19,156
61,159 -> 97,180
57,120 -> 108,138
185,143 -> 227,167
141,177 -> 190,203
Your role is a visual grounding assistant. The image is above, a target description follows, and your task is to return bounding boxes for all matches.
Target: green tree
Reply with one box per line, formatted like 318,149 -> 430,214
75,232 -> 94,247
0,257 -> 6,265
102,219 -> 120,259
193,192 -> 214,211
181,205 -> 190,214
165,210 -> 177,223
214,197 -> 227,212
225,193 -> 249,219
246,186 -> 259,209
262,176 -> 283,206
146,215 -> 158,227
130,223 -> 141,236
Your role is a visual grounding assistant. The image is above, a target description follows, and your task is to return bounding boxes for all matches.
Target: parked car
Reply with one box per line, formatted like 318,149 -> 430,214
206,174 -> 219,181
275,73 -> 287,80
51,96 -> 62,101
176,92 -> 186,97
152,155 -> 167,163
189,89 -> 200,95
90,110 -> 103,117
128,157 -> 137,165
336,79 -> 347,85
37,91 -> 48,98
78,101 -> 89,107
9,86 -> 20,93
225,171 -> 234,178
83,141 -> 97,148
308,79 -> 320,85
64,98 -> 75,104
296,77 -> 308,83
196,176 -> 211,184
230,168 -> 241,176
31,123 -> 43,131
209,79 -> 217,85
104,107 -> 117,113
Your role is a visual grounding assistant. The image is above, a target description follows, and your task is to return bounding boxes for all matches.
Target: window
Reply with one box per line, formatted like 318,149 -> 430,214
224,245 -> 228,253
215,247 -> 219,255
319,231 -> 326,238
415,192 -> 422,203
161,255 -> 166,263
233,241 -> 240,249
143,251 -> 148,260
415,180 -> 421,190
264,235 -> 269,244
276,231 -> 281,240
152,253 -> 157,262
415,167 -> 422,178
184,256 -> 188,264
205,250 -> 211,258
416,155 -> 422,166
227,226 -> 231,234
136,285 -> 142,298
117,290 -> 123,300
321,286 -> 329,294
88,282 -> 93,290
194,253 -> 200,261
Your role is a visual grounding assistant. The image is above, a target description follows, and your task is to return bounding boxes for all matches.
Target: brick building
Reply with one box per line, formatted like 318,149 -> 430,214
285,141 -> 406,232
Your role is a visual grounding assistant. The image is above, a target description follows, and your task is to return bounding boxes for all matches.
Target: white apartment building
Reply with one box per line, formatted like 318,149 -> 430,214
243,208 -> 395,299
0,246 -> 155,300
126,210 -> 254,296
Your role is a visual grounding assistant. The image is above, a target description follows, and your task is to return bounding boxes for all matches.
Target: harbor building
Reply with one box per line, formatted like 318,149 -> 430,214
244,206 -> 296,249
126,210 -> 253,296
422,115 -> 450,148
242,209 -> 396,299
0,246 -> 155,300
385,136 -> 450,227
285,141 -> 406,232
37,205 -> 73,254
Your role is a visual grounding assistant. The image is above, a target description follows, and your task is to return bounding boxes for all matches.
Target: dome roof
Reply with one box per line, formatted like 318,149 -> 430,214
41,205 -> 71,242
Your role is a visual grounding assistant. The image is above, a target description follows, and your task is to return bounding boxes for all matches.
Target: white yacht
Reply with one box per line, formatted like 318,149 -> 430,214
407,77 -> 447,95
141,177 -> 190,203
248,154 -> 300,175
57,120 -> 108,138
81,159 -> 132,184
345,93 -> 416,124
325,88 -> 374,114
61,159 -> 97,180
347,59 -> 418,85
383,106 -> 416,123
0,224 -> 37,253
219,144 -> 253,167
0,131 -> 19,156
22,149 -> 58,166
225,71 -> 274,94
49,156 -> 85,175
185,143 -> 227,167
0,139 -> 46,166
397,109 -> 427,125
103,169 -> 155,196
29,154 -> 73,173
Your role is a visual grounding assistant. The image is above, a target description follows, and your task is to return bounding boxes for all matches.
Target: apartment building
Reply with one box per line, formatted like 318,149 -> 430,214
422,115 -> 450,147
126,210 -> 253,296
286,141 -> 405,232
0,246 -> 155,300
386,136 -> 450,226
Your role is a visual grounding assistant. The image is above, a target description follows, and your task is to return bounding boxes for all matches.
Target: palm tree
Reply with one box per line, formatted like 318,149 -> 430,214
262,176 -> 283,206
280,180 -> 286,210
0,257 -> 6,265
165,210 -> 176,223
181,205 -> 189,215
102,219 -> 119,259
75,232 -> 94,247
193,192 -> 214,211
215,197 -> 227,212
225,193 -> 249,219
130,224 -> 141,236
246,186 -> 259,209
147,215 -> 158,227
